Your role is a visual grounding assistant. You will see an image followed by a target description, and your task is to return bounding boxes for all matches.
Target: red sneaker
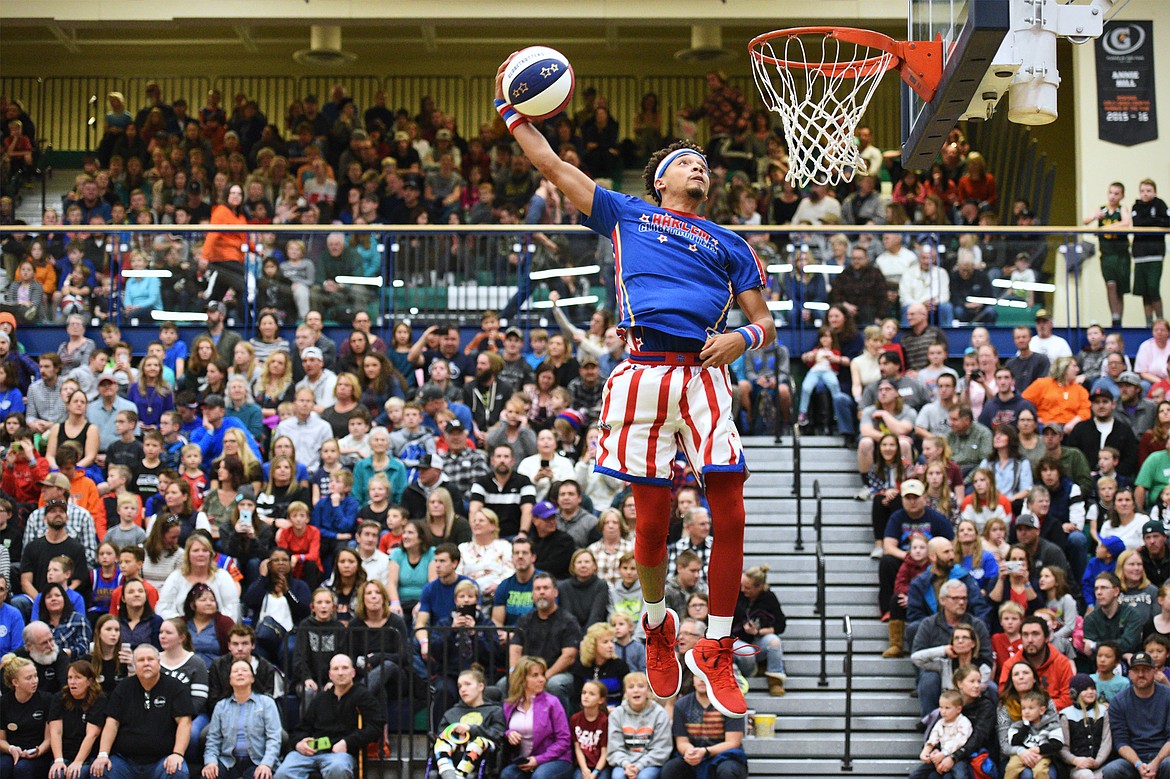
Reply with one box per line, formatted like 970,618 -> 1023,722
641,609 -> 682,700
685,637 -> 748,718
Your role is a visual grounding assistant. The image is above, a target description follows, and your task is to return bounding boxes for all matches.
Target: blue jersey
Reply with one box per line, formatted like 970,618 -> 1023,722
584,187 -> 767,346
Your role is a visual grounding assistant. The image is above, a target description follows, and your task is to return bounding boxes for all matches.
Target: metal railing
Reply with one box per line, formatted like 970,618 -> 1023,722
791,423 -> 803,551
842,614 -> 856,772
811,478 -> 829,688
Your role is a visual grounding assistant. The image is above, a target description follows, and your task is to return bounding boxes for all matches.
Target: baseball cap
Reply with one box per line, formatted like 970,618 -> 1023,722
1089,388 -> 1114,401
1143,519 -> 1167,536
39,473 -> 71,490
1118,371 -> 1142,387
201,393 -> 225,408
419,383 -> 445,403
436,128 -> 452,141
1018,208 -> 1035,219
394,130 -> 409,142
900,479 -> 925,497
579,354 -> 599,367
44,498 -> 69,512
351,129 -> 368,140
444,418 -> 466,434
417,453 -> 443,470
532,500 -> 557,519
206,300 -> 226,315
300,346 -> 323,361
187,179 -> 203,195
402,175 -> 422,189
1129,651 -> 1156,669
1034,308 -> 1052,320
1015,514 -> 1040,529
504,327 -> 523,339
1041,421 -> 1063,434
97,370 -> 118,385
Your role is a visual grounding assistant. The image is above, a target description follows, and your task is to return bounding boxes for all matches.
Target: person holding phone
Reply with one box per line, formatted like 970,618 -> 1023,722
988,544 -> 1043,612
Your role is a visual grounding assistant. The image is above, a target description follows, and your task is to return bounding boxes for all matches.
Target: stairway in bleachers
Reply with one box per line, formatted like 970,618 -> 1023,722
739,434 -> 920,777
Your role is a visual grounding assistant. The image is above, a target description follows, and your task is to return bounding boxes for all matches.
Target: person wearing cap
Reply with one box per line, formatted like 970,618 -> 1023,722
1023,357 -> 1092,436
1060,674 -> 1112,778
1038,422 -> 1094,496
401,453 -> 465,520
1067,388 -> 1140,478
190,392 -> 262,472
196,297 -> 243,363
391,130 -> 421,174
82,371 -> 136,456
1027,310 -> 1073,361
439,418 -> 489,498
1005,325 -> 1052,394
876,479 -> 954,621
1118,371 -> 1158,438
567,355 -> 605,421
526,500 -> 576,581
417,381 -> 477,441
1140,520 -> 1169,587
1101,650 -> 1170,778
498,326 -> 536,390
22,466 -> 99,567
16,500 -> 90,620
294,345 -> 338,415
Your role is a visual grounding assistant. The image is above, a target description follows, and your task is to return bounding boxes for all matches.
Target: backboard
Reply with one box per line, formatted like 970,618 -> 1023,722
902,0 -> 1011,167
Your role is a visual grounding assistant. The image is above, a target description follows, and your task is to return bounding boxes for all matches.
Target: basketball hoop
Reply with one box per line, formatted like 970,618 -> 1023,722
750,27 -> 942,186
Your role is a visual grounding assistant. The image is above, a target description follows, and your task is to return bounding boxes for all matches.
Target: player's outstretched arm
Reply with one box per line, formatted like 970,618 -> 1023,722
699,287 -> 777,369
495,55 -> 596,217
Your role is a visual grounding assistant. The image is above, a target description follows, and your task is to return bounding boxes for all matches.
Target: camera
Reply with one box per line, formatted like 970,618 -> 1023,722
457,604 -> 478,619
1005,561 -> 1023,574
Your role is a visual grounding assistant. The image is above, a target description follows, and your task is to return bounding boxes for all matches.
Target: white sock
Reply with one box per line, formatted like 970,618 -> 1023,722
707,615 -> 733,639
644,598 -> 667,628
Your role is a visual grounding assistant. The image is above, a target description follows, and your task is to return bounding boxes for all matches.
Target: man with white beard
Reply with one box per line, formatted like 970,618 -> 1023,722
15,620 -> 70,693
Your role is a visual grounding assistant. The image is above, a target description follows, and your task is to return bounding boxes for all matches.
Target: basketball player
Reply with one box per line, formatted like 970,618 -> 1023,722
495,56 -> 776,718
1083,181 -> 1132,328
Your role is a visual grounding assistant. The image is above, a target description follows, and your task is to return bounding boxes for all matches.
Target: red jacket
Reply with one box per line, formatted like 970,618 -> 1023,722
1,453 -> 51,503
997,642 -> 1075,710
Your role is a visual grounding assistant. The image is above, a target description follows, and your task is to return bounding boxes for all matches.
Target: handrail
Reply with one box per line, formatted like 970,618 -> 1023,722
842,614 -> 855,772
816,539 -> 828,689
772,339 -> 787,445
813,478 -> 823,548
792,424 -> 803,551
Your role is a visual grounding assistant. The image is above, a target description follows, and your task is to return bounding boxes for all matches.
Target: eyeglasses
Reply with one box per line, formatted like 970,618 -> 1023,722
945,595 -> 968,601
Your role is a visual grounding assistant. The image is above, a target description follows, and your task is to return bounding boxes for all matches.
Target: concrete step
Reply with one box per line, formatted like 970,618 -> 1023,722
784,602 -> 880,618
782,619 -> 886,640
781,655 -> 912,676
784,637 -> 890,654
747,757 -> 913,776
746,691 -> 921,716
746,526 -> 878,544
744,732 -> 923,758
754,674 -> 914,692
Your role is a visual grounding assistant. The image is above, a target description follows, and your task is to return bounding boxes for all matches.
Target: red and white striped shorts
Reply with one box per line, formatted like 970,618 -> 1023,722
594,353 -> 746,486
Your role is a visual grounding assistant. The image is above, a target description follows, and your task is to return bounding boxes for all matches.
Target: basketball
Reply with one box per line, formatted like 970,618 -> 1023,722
501,46 -> 575,120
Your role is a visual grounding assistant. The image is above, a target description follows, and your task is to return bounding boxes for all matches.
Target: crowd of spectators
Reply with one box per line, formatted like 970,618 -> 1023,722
0,294 -> 775,779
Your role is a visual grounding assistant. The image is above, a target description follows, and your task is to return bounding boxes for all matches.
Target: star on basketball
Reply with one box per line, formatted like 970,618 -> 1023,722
657,234 -> 668,243
540,64 -> 559,77
512,82 -> 529,98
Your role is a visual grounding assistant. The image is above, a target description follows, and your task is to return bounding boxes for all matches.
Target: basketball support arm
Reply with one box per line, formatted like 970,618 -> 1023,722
963,0 -> 1123,125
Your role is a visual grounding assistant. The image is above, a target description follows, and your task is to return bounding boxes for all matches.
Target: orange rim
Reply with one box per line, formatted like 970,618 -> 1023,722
749,26 -> 943,101
749,26 -> 902,79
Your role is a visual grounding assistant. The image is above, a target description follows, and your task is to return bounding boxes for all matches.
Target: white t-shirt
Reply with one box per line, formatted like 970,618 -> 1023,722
1030,334 -> 1073,360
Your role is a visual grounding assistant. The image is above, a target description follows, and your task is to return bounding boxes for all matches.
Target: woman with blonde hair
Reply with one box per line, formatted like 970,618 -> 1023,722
502,656 -> 572,779
156,531 -> 241,621
733,565 -> 787,696
954,518 -> 999,593
1116,548 -> 1159,624
961,467 -> 1014,531
587,509 -> 634,587
228,340 -> 262,387
924,460 -> 957,524
558,548 -> 610,631
128,353 -> 173,429
569,622 -> 630,706
0,653 -> 51,778
425,486 -> 471,546
253,349 -> 295,420
1022,357 -> 1091,429
212,429 -> 263,491
458,506 -> 513,599
321,372 -> 363,438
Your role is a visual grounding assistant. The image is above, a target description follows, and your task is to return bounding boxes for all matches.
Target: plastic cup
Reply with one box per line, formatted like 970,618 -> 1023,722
754,713 -> 777,738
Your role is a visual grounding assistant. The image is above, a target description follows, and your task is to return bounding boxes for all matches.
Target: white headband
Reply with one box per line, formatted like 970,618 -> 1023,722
654,149 -> 707,183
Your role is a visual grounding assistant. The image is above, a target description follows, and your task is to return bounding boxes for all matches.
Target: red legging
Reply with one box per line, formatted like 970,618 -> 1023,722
633,470 -> 747,617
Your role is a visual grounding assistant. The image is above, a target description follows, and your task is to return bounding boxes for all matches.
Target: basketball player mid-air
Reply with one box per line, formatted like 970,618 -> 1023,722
495,55 -> 777,718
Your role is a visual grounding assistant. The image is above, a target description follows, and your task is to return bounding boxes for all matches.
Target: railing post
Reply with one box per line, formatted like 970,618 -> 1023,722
842,615 -> 855,772
773,340 -> 784,444
816,540 -> 828,688
792,424 -> 803,551
813,479 -> 823,548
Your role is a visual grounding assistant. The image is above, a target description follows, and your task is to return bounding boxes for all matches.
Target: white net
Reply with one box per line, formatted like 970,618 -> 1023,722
751,30 -> 895,187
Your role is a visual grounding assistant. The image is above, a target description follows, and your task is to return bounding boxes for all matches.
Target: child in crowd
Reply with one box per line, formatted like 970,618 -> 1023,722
1009,252 -> 1037,307
524,328 -> 549,370
88,541 -> 123,619
338,407 -> 373,468
277,500 -> 322,588
1085,477 -> 1117,547
158,321 -> 187,376
180,443 -> 208,509
390,402 -> 437,469
32,555 -> 86,619
916,690 -> 972,776
290,587 -> 344,705
796,327 -> 844,429
106,409 -> 144,471
884,533 -> 929,658
982,517 -> 1011,563
100,465 -> 141,524
1149,485 -> 1170,529
433,666 -> 505,779
570,680 -> 610,779
145,470 -> 176,518
1090,642 -> 1130,702
1005,690 -> 1063,779
609,553 -> 644,635
1059,674 -> 1111,779
312,469 -> 359,573
106,494 -> 148,548
108,545 -> 160,613
917,343 -> 958,401
374,396 -> 404,432
277,401 -> 295,423
992,602 -> 1026,676
1143,634 -> 1170,685
606,672 -> 672,776
1091,448 -> 1127,494
609,613 -> 645,673
309,439 -> 344,505
135,430 -> 166,502
1082,536 -> 1125,606
1035,608 -> 1075,661
462,309 -> 504,356
377,504 -> 408,553
159,411 -> 188,469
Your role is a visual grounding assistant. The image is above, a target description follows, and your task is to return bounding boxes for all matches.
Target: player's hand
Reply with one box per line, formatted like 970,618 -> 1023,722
495,53 -> 519,101
700,332 -> 746,369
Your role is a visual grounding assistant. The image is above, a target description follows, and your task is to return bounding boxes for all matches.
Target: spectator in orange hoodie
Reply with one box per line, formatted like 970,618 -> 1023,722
37,441 -> 107,537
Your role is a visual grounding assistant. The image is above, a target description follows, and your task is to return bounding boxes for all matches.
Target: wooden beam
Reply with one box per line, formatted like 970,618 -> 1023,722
46,22 -> 80,53
233,24 -> 259,53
